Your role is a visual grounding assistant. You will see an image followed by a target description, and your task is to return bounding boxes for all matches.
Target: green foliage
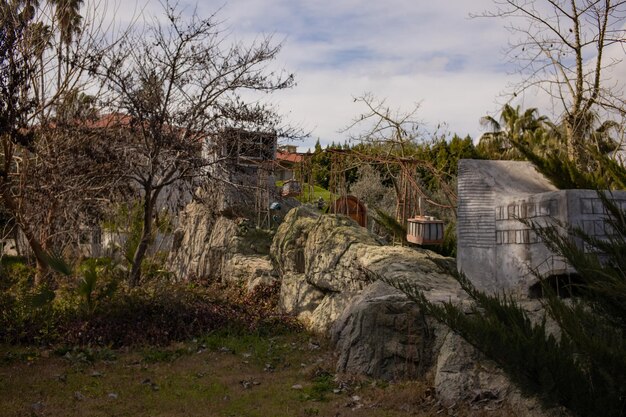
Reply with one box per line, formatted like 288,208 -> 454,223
515,140 -> 626,190
198,330 -> 297,368
303,371 -> 335,401
44,252 -> 73,276
389,271 -> 594,413
478,104 -> 624,191
277,179 -> 332,205
103,201 -> 173,270
0,259 -> 60,344
301,183 -> 332,204
372,208 -> 407,244
0,257 -> 298,347
302,136 -> 475,249
77,258 -> 121,315
54,345 -> 118,365
529,193 -> 626,330
140,252 -> 174,283
477,104 -> 553,161
0,280 -> 60,345
60,285 -> 237,347
309,141 -> 358,191
417,135 -> 478,189
141,346 -> 188,363
514,143 -> 594,189
102,201 -> 178,287
311,140 -> 331,189
349,165 -> 396,215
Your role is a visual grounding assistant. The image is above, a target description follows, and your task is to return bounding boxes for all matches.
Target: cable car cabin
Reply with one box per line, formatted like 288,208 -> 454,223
406,216 -> 444,245
281,179 -> 302,197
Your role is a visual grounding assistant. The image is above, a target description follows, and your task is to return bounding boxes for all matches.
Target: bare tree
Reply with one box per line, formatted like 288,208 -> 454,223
99,3 -> 294,286
0,0 -> 46,273
479,0 -> 626,165
0,0 -> 120,281
343,94 -> 457,222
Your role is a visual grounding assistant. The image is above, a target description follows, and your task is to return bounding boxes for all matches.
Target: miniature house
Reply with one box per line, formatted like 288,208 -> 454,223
275,146 -> 304,182
457,159 -> 626,297
281,179 -> 302,197
203,128 -> 277,168
222,128 -> 277,163
199,128 -> 279,223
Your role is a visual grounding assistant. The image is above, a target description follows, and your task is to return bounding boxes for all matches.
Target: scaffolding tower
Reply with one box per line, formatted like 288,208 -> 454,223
255,161 -> 272,228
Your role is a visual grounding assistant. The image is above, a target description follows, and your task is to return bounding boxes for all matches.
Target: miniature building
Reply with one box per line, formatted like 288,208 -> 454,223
406,216 -> 444,245
275,147 -> 304,181
204,128 -> 277,168
223,128 -> 276,163
281,179 -> 302,197
457,159 -> 626,296
201,128 -> 279,226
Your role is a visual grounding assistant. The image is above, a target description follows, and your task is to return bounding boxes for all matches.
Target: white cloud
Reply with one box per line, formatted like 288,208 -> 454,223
271,67 -> 510,150
216,0 -> 516,149
104,1 -> 625,151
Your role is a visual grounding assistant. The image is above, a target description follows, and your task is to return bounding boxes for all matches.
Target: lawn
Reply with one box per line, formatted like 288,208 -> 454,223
276,181 -> 332,204
0,332 -> 508,417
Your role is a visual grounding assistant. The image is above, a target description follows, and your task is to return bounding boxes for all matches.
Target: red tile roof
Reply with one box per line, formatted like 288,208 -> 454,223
85,113 -> 132,128
276,150 -> 303,163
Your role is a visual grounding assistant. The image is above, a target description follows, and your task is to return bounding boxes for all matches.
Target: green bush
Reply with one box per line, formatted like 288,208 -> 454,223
139,252 -> 173,284
0,258 -> 298,347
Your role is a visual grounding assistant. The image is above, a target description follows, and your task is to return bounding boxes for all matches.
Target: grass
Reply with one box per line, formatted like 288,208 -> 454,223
276,181 -> 332,204
0,331 -> 515,417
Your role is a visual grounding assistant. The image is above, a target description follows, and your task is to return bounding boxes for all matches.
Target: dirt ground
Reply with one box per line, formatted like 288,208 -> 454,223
0,333 -> 510,417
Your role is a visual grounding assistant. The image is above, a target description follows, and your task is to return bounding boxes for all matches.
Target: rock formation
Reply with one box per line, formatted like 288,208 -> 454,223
271,206 -> 462,332
271,206 -> 462,379
271,207 -> 562,415
169,180 -> 295,284
171,187 -> 563,415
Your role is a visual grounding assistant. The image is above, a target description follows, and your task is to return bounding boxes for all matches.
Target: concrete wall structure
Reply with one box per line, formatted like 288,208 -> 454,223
457,159 -> 626,296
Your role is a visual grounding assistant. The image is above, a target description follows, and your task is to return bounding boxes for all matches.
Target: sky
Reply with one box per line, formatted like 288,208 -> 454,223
216,0 -> 514,150
109,1 -> 624,151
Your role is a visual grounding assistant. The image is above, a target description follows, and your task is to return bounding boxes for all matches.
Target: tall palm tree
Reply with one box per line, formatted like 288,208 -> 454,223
51,0 -> 83,88
477,104 -> 552,160
24,21 -> 52,119
52,0 -> 83,45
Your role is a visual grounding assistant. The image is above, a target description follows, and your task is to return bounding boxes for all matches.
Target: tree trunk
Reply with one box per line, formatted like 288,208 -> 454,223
129,189 -> 157,287
565,115 -> 585,168
1,183 -> 49,283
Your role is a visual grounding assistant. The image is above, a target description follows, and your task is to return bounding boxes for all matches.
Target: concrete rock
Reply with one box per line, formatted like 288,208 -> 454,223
223,253 -> 275,286
304,214 -> 379,293
169,201 -> 238,281
270,206 -> 319,275
271,206 -> 463,382
272,207 -> 462,335
271,207 -> 566,416
169,198 -> 277,289
307,292 -> 354,334
331,281 -> 443,380
435,332 -> 566,416
279,273 -> 324,324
